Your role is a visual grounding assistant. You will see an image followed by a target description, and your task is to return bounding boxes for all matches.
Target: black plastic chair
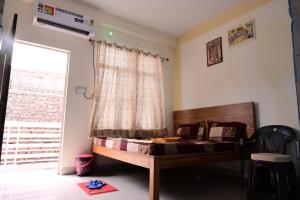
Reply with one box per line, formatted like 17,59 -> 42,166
247,125 -> 299,200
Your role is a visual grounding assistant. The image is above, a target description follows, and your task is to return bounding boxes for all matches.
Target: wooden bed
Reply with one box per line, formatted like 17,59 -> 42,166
92,102 -> 256,200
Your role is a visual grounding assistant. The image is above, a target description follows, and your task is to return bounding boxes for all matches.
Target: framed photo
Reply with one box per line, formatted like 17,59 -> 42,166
228,19 -> 255,47
206,37 -> 223,67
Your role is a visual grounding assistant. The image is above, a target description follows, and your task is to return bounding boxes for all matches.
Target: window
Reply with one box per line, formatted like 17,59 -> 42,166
90,42 -> 167,138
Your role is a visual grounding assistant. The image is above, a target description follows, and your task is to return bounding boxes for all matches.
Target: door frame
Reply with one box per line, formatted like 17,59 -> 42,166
289,0 -> 300,124
1,39 -> 70,170
0,13 -> 17,162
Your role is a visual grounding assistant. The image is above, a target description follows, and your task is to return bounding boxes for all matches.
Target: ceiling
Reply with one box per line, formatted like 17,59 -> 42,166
19,0 -> 249,37
73,0 -> 249,37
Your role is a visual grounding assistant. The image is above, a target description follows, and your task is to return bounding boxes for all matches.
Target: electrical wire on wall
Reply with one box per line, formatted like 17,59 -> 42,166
82,40 -> 96,100
83,39 -> 170,100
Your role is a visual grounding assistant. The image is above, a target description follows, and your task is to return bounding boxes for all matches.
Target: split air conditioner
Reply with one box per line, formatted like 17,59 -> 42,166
32,0 -> 96,39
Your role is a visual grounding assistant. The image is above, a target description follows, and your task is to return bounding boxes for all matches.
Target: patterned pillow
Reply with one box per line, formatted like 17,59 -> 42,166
176,126 -> 192,137
176,121 -> 207,140
207,121 -> 246,141
196,121 -> 207,140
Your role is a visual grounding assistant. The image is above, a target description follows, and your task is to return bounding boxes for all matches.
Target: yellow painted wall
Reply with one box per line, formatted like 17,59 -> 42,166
174,0 -> 272,110
175,0 -> 299,131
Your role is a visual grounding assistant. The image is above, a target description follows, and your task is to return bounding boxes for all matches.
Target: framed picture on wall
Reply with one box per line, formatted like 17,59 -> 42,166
228,19 -> 255,47
206,37 -> 223,67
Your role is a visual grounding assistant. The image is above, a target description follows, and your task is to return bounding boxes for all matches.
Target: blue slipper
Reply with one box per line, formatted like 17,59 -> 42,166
86,180 -> 106,189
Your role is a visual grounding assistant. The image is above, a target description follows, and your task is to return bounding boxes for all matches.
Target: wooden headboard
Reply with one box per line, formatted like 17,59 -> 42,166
173,102 -> 256,138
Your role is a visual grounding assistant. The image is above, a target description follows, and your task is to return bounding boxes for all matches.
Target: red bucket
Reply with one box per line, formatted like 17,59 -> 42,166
75,154 -> 93,176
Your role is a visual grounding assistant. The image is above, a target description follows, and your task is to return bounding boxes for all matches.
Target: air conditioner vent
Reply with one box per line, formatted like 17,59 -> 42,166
36,18 -> 90,36
33,0 -> 95,39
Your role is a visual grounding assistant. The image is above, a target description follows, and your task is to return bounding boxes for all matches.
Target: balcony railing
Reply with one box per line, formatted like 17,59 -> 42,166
1,121 -> 61,166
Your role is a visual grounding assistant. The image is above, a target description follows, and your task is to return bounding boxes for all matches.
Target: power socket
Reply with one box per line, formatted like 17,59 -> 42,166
75,86 -> 87,95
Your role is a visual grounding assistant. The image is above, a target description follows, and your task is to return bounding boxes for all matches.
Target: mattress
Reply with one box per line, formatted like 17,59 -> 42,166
93,137 -> 243,155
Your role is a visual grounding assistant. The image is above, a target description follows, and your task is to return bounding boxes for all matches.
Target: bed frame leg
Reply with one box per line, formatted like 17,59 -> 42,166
149,157 -> 160,200
240,159 -> 245,189
239,138 -> 246,189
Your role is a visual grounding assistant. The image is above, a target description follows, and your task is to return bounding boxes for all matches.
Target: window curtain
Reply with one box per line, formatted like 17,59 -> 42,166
90,41 -> 167,138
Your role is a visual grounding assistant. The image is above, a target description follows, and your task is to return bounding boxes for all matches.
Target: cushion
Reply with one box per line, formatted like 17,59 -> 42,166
196,121 -> 208,140
176,126 -> 191,137
207,121 -> 246,141
251,153 -> 292,162
176,121 -> 207,140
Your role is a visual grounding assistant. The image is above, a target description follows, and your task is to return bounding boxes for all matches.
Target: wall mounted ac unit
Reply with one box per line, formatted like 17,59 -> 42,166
32,0 -> 96,39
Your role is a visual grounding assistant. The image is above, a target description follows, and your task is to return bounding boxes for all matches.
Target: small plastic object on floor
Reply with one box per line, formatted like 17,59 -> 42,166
86,180 -> 107,189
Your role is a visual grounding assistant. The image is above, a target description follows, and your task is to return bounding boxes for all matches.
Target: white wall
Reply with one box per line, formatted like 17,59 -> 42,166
3,0 -> 175,174
180,0 -> 299,132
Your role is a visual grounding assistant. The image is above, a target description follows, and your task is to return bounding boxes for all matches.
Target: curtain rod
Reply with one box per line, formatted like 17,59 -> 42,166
89,39 -> 169,62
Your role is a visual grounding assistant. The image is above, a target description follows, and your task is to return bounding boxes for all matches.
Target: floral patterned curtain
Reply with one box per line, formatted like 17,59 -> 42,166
90,41 -> 167,138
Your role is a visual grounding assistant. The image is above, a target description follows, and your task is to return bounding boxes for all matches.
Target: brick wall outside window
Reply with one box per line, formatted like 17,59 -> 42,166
1,68 -> 66,166
6,68 -> 65,122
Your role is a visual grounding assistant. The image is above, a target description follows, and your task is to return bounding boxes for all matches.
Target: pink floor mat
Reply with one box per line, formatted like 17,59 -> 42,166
77,180 -> 118,195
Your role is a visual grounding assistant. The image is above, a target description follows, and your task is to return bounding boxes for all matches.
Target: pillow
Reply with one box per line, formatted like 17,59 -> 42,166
176,126 -> 192,137
196,121 -> 207,140
176,121 -> 207,140
207,121 -> 246,141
